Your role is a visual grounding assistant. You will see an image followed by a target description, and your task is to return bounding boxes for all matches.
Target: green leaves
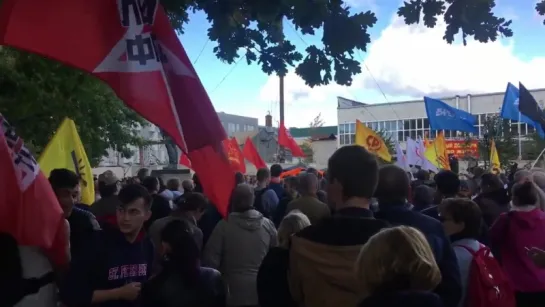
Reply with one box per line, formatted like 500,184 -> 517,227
160,0 -> 525,87
477,115 -> 517,169
0,47 -> 145,166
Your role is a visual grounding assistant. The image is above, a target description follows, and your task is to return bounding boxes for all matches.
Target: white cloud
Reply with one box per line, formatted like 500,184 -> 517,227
358,16 -> 545,97
257,11 -> 545,127
258,71 -> 356,127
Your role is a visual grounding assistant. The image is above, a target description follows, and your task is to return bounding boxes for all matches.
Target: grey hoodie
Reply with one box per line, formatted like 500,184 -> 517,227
203,209 -> 277,306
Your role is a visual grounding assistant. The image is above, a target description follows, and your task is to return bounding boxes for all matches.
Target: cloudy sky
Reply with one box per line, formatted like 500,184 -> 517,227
180,0 -> 545,128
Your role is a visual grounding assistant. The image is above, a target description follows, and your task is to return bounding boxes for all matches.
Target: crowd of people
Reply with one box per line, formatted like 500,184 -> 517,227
5,145 -> 545,307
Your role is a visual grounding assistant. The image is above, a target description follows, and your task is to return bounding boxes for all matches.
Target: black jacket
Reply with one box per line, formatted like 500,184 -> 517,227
359,291 -> 444,307
257,247 -> 295,307
141,266 -> 225,307
375,204 -> 461,307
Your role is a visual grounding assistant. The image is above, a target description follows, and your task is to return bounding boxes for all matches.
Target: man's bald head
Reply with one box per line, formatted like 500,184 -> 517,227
298,172 -> 318,196
231,183 -> 255,212
375,165 -> 410,205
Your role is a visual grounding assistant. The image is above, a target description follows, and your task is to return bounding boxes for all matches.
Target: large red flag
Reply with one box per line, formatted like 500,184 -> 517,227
223,137 -> 246,174
0,0 -> 234,215
242,137 -> 267,169
0,114 -> 68,268
278,122 -> 306,157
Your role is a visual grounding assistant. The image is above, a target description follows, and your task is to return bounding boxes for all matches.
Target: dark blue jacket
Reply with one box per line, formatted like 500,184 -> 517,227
375,204 -> 461,307
60,227 -> 154,307
268,182 -> 284,200
359,291 -> 444,307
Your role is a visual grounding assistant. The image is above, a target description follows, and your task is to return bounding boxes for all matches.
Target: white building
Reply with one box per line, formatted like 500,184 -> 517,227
99,112 -> 259,167
99,123 -> 167,167
337,88 -> 545,147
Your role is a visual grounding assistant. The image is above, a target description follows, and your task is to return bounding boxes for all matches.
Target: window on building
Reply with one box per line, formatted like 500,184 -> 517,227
228,123 -> 236,134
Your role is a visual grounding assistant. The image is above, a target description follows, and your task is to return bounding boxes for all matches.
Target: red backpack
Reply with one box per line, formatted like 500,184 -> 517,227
455,244 -> 516,307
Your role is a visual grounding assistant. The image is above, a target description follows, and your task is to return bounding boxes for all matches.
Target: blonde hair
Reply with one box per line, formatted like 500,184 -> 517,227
277,210 -> 311,248
355,226 -> 441,297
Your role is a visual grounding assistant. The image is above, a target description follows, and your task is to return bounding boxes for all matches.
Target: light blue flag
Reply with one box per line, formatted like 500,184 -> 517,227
500,82 -> 545,138
424,97 -> 478,133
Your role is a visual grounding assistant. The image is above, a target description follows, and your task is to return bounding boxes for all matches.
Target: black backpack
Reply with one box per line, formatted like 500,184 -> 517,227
0,233 -> 55,307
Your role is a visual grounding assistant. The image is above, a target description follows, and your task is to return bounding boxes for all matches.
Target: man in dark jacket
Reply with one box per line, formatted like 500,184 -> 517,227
60,184 -> 154,307
422,170 -> 461,220
268,164 -> 285,200
49,168 -> 101,259
289,145 -> 389,307
91,170 -> 121,227
374,165 -> 462,307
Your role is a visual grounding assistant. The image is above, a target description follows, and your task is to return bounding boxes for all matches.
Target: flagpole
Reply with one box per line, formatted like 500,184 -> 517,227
518,112 -> 522,161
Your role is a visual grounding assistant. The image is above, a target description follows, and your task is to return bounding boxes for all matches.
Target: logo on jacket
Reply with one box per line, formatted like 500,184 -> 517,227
108,264 -> 147,280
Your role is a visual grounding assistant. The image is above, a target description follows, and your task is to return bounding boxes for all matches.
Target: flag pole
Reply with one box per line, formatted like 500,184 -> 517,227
518,112 -> 522,161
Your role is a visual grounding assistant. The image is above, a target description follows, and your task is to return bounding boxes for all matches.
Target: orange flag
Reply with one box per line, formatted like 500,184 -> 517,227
223,137 -> 246,174
243,137 -> 267,169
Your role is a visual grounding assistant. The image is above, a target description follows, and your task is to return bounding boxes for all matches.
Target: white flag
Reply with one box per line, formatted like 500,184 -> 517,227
395,141 -> 410,171
406,138 -> 423,167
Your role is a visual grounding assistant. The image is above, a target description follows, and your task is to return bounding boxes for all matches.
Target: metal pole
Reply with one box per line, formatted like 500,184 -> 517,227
518,112 -> 522,161
278,18 -> 285,162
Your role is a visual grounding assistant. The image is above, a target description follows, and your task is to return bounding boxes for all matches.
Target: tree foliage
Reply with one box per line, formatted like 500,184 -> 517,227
376,129 -> 395,164
309,113 -> 325,129
300,141 -> 314,163
162,0 -> 516,87
477,115 -> 517,169
0,47 -> 146,166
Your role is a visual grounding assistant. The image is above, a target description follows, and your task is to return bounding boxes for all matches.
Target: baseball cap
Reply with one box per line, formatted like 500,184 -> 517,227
98,170 -> 119,186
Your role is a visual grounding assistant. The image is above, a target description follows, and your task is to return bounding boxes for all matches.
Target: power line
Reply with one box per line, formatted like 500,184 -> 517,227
210,56 -> 244,94
193,39 -> 209,65
285,22 -> 380,121
357,50 -> 403,121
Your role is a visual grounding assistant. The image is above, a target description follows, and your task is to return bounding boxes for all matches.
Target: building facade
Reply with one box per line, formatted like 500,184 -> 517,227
337,88 -> 545,147
100,112 -> 259,167
217,112 -> 258,137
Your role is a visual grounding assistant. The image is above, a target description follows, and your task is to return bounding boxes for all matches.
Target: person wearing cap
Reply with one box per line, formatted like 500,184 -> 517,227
90,170 -> 122,227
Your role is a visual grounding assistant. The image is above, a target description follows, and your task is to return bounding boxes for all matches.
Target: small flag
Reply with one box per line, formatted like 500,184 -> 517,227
424,132 -> 450,170
490,139 -> 500,171
223,137 -> 246,174
38,118 -> 95,205
243,137 -> 267,169
355,120 -> 392,162
395,141 -> 410,171
278,123 -> 305,157
425,97 -> 477,133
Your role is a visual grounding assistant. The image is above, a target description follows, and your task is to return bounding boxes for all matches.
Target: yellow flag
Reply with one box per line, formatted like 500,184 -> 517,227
39,118 -> 95,205
355,120 -> 392,162
490,139 -> 500,171
424,131 -> 450,170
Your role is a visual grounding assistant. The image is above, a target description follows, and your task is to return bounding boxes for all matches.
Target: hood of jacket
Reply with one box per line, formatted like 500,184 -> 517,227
359,291 -> 444,307
511,208 -> 545,230
289,235 -> 364,307
228,209 -> 265,231
478,188 -> 510,206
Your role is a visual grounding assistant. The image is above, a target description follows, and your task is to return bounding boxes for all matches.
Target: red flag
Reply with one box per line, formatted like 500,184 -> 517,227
278,122 -> 306,157
223,137 -> 246,174
179,153 -> 192,169
0,114 -> 68,268
243,137 -> 267,169
0,0 -> 235,215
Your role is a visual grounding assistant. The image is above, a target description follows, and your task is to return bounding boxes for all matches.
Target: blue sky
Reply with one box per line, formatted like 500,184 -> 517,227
178,0 -> 545,127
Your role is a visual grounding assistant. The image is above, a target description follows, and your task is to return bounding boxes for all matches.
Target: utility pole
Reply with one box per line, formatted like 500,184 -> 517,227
278,17 -> 285,162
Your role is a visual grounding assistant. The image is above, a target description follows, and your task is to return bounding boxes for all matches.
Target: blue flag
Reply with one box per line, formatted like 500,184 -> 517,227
500,82 -> 545,138
424,97 -> 477,133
